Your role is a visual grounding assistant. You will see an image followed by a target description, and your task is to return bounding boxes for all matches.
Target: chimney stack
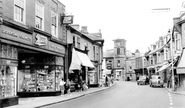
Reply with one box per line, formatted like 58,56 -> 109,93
81,26 -> 88,33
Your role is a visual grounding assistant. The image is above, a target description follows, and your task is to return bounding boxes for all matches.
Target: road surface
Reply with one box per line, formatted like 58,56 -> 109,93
43,81 -> 185,108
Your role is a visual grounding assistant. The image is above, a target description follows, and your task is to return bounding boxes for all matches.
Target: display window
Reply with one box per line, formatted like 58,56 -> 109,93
18,69 -> 36,92
36,67 -> 55,92
0,65 -> 17,98
18,66 -> 56,92
55,66 -> 64,91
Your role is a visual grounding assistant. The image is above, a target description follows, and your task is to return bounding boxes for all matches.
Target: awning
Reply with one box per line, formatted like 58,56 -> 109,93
176,49 -> 185,74
156,63 -> 171,73
76,51 -> 94,68
69,48 -> 94,70
69,48 -> 81,70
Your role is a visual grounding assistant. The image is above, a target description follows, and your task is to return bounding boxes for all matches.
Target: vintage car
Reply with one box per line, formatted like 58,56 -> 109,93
149,75 -> 164,87
137,75 -> 148,85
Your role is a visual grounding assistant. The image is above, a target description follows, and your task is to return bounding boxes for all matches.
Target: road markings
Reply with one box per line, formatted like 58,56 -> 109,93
170,102 -> 173,105
168,93 -> 173,107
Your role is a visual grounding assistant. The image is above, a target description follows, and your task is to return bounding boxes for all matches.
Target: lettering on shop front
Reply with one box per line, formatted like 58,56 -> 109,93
49,44 -> 64,53
35,34 -> 47,46
2,29 -> 32,42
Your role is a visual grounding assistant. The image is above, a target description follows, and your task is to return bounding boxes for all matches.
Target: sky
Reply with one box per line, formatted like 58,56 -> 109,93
60,0 -> 184,53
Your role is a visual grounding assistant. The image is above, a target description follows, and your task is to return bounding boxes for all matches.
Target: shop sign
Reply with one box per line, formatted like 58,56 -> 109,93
0,59 -> 18,66
49,41 -> 65,54
61,15 -> 73,25
1,26 -> 32,45
35,34 -> 47,46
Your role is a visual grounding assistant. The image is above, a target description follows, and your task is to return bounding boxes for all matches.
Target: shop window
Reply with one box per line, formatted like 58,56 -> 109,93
14,0 -> 25,24
18,55 -> 64,92
35,1 -> 44,30
0,66 -> 17,98
51,12 -> 58,38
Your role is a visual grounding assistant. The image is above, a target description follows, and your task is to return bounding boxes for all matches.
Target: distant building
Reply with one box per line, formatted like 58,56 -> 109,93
103,38 -> 126,81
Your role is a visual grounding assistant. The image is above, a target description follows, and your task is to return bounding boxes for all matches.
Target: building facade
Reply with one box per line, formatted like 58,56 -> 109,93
113,39 -> 126,80
145,29 -> 182,86
0,0 -> 67,107
67,25 -> 104,87
174,11 -> 185,90
125,56 -> 136,81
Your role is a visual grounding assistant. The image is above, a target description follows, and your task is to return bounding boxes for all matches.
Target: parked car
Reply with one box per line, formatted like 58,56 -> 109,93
137,75 -> 148,85
149,75 -> 164,87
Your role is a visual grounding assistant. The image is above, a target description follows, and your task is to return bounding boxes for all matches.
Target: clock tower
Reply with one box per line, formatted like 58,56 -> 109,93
112,38 -> 127,81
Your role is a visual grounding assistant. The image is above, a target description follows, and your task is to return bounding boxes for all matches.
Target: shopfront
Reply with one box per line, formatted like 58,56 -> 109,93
17,52 -> 64,97
0,24 -> 66,106
69,48 -> 94,85
0,43 -> 18,107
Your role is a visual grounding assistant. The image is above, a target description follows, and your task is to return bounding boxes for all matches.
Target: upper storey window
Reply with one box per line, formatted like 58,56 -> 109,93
14,0 -> 25,23
51,12 -> 58,38
35,2 -> 44,30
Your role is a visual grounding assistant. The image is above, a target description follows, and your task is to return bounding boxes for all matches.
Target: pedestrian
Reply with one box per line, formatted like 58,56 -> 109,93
105,75 -> 108,87
59,79 -> 65,95
88,75 -> 90,88
65,79 -> 71,94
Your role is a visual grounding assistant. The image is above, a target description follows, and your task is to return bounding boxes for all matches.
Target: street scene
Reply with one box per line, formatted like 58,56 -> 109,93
0,0 -> 185,108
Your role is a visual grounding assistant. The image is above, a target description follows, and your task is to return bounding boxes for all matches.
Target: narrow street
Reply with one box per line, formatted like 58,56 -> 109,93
43,81 -> 185,108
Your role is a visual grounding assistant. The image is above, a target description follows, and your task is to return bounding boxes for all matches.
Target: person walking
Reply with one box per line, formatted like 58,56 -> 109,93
65,79 -> 71,94
105,75 -> 108,87
59,79 -> 65,95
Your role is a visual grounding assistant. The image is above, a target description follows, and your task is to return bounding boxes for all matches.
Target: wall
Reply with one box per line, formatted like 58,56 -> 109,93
3,0 -> 66,43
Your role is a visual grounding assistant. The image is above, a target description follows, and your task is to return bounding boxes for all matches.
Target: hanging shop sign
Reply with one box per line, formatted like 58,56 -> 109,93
35,34 -> 48,46
61,15 -> 73,25
0,25 -> 32,45
49,41 -> 65,54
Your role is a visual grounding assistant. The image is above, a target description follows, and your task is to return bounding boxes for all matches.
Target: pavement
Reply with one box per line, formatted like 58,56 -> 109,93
6,83 -> 114,108
164,83 -> 185,96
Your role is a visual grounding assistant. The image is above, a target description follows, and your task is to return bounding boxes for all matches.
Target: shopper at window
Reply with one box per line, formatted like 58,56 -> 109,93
59,79 -> 65,95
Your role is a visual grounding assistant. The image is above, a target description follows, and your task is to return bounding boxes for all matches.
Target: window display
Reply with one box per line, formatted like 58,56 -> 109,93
37,69 -> 55,91
55,66 -> 64,91
0,65 -> 16,98
18,69 -> 36,92
18,67 -> 57,92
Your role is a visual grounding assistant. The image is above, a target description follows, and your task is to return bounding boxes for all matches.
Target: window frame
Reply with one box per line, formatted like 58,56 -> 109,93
35,1 -> 44,30
51,11 -> 58,38
117,48 -> 120,55
77,36 -> 80,49
14,0 -> 26,24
